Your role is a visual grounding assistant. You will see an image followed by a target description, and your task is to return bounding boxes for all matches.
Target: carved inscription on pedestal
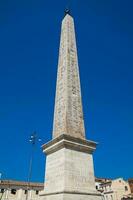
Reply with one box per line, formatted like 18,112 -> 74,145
44,149 -> 65,193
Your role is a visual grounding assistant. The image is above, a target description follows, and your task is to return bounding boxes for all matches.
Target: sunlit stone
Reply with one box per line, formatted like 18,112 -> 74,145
40,13 -> 102,200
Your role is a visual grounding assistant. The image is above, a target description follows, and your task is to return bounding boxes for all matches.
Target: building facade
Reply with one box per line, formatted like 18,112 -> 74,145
95,178 -> 111,192
128,179 -> 133,194
98,178 -> 131,200
0,178 -> 132,200
0,180 -> 43,200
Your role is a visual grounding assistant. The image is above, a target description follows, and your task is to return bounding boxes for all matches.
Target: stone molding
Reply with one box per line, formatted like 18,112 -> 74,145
40,190 -> 101,197
42,134 -> 97,155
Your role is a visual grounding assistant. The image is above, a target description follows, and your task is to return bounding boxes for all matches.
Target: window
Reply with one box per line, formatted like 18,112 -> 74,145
111,195 -> 113,200
0,189 -> 4,193
36,190 -> 39,195
11,189 -> 16,195
125,186 -> 128,191
96,186 -> 98,190
24,190 -> 27,194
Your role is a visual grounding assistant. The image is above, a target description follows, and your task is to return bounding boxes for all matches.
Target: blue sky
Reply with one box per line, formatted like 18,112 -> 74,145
0,0 -> 132,182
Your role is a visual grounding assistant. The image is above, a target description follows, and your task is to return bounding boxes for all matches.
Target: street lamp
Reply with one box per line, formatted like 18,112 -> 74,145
26,132 -> 41,200
0,173 -> 5,200
0,173 -> 2,183
0,173 -> 2,200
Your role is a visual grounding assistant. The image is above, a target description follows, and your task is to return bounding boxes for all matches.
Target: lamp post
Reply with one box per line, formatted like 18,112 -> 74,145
26,132 -> 41,200
0,173 -> 2,183
0,173 -> 2,200
0,173 -> 5,200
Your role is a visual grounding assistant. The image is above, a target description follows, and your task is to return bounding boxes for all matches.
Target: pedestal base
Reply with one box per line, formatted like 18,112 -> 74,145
40,192 -> 102,200
40,135 -> 102,200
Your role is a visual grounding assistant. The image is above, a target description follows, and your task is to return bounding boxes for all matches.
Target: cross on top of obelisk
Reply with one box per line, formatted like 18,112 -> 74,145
52,12 -> 85,140
64,7 -> 71,16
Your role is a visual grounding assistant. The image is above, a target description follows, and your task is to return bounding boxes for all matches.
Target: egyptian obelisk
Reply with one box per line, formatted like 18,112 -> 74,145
40,10 -> 102,200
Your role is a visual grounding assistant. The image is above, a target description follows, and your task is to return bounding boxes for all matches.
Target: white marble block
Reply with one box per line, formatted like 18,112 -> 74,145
41,194 -> 102,200
40,135 -> 102,200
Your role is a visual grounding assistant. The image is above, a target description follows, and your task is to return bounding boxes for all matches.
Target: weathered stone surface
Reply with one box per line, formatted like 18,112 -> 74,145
53,14 -> 85,139
42,134 -> 97,155
44,149 -> 95,193
41,147 -> 100,197
41,193 -> 102,200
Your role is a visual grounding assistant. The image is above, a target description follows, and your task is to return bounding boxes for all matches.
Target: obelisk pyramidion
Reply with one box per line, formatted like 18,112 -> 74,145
40,11 -> 102,200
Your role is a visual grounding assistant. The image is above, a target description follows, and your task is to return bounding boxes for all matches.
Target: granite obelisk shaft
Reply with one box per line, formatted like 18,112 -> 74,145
53,14 -> 85,139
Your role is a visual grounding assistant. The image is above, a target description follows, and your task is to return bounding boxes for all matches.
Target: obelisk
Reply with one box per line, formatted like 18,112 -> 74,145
40,11 -> 102,200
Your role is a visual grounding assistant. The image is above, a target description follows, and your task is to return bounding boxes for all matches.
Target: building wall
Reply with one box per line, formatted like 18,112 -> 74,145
0,188 -> 41,200
111,178 -> 131,199
0,180 -> 43,200
128,179 -> 133,194
98,178 -> 131,200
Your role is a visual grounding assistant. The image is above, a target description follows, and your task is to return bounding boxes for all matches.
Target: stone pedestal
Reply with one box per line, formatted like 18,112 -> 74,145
40,193 -> 102,200
40,135 -> 102,200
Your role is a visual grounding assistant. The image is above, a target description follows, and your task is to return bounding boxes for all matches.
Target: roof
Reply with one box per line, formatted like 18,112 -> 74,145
100,180 -> 112,186
95,177 -> 112,183
0,180 -> 44,189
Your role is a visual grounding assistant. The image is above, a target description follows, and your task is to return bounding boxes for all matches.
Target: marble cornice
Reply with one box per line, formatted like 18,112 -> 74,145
42,134 -> 98,155
40,189 -> 101,196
